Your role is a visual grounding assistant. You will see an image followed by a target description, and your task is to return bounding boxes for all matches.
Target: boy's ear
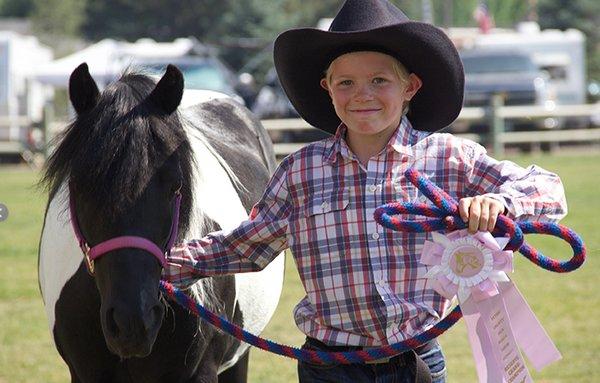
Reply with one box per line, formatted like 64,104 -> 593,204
404,73 -> 423,101
320,78 -> 330,94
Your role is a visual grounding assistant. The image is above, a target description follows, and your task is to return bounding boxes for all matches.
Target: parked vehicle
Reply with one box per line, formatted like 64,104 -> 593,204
448,22 -> 587,130
252,68 -> 329,143
453,49 -> 558,132
0,32 -> 53,161
140,56 -> 246,105
251,68 -> 299,120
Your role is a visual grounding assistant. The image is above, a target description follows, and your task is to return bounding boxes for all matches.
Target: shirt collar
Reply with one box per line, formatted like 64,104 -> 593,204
323,123 -> 345,164
323,117 -> 428,164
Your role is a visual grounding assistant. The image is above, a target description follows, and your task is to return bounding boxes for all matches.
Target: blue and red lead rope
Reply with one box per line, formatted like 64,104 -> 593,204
160,168 -> 585,364
159,280 -> 463,364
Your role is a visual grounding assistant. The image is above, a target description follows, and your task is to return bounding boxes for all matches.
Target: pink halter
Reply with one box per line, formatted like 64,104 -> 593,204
69,184 -> 181,275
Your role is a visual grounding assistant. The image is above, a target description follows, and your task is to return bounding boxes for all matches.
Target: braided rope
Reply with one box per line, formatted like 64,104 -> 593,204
160,168 -> 585,364
375,169 -> 586,272
159,281 -> 462,364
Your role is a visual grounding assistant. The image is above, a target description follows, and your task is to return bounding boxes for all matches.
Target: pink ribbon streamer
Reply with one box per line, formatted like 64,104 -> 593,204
420,231 -> 561,382
462,281 -> 561,382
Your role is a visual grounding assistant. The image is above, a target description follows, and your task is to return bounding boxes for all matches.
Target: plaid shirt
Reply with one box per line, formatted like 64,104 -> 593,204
164,117 -> 567,346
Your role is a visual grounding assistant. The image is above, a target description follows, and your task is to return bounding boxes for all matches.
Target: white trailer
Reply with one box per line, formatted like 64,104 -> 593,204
0,32 -> 53,150
449,22 -> 586,105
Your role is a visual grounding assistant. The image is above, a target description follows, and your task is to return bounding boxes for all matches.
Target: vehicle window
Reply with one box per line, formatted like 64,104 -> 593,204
180,63 -> 228,91
462,55 -> 537,74
143,62 -> 231,93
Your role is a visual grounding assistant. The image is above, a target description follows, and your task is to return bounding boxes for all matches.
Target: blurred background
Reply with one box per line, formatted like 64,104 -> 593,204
0,1 -> 599,382
0,0 -> 599,163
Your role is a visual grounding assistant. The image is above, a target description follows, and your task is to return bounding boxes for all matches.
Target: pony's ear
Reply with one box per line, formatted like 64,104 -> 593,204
69,63 -> 100,115
148,64 -> 184,114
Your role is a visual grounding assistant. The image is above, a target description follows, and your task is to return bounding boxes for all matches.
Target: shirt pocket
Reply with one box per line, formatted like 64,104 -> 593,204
296,190 -> 358,292
300,189 -> 353,245
305,192 -> 349,217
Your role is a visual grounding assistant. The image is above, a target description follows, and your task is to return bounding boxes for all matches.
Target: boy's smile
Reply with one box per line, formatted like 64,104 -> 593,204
321,51 -> 422,162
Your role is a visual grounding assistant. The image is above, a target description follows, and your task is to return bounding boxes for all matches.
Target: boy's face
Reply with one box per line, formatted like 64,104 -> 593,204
321,51 -> 421,142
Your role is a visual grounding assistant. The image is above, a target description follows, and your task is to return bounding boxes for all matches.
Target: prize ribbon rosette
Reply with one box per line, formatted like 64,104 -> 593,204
420,229 -> 561,382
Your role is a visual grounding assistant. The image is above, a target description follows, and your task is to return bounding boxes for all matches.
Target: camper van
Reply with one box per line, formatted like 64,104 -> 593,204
0,32 -> 53,160
449,22 -> 587,129
460,22 -> 586,106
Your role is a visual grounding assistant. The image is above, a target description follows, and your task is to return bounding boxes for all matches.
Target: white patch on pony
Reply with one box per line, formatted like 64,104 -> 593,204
182,114 -> 284,374
39,183 -> 84,334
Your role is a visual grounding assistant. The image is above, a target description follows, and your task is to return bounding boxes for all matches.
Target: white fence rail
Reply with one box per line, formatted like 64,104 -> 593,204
3,102 -> 598,161
262,102 -> 600,158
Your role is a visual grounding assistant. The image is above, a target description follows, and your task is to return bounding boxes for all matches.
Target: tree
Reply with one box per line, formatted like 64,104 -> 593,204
0,0 -> 34,17
31,0 -> 86,38
431,0 -> 530,28
538,0 -> 600,81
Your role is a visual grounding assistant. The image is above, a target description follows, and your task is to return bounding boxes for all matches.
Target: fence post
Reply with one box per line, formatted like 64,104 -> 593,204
490,93 -> 505,157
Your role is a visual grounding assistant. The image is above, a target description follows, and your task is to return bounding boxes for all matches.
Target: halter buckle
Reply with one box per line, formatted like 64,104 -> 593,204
83,243 -> 95,276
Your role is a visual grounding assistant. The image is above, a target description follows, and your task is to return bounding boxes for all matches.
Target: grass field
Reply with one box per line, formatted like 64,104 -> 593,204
0,153 -> 598,382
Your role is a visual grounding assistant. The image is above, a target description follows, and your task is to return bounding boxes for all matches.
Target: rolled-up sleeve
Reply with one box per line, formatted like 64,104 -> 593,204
163,158 -> 292,287
463,144 -> 567,222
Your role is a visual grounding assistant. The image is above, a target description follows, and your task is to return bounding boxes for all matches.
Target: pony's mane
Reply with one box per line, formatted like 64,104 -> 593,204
41,70 -> 193,235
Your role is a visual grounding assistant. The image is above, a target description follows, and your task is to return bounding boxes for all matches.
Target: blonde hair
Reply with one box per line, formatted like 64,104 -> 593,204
325,54 -> 409,84
323,51 -> 412,115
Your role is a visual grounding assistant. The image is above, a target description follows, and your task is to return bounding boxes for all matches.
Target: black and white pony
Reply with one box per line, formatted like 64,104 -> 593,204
38,63 -> 284,382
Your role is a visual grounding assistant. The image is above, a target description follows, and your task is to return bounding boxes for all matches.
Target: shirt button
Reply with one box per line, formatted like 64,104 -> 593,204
379,280 -> 386,286
372,232 -> 380,240
368,184 -> 377,192
321,201 -> 329,210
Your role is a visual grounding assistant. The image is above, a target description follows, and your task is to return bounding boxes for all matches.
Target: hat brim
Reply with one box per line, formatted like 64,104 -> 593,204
274,22 -> 464,133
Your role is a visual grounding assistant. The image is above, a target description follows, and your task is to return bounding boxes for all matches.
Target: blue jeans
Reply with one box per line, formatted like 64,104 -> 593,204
297,339 -> 446,383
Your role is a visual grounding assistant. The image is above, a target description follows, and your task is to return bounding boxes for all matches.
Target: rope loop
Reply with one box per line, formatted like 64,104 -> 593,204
374,168 -> 585,273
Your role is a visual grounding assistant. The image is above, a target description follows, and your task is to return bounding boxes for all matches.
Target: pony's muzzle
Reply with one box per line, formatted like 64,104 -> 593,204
103,302 -> 164,358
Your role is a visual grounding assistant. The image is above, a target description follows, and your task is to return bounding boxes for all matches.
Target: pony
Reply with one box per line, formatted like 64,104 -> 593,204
38,63 -> 285,382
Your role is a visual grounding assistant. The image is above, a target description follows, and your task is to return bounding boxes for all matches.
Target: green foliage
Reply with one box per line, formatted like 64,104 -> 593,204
538,0 -> 600,82
0,0 -> 34,17
30,0 -> 85,38
10,0 -> 599,85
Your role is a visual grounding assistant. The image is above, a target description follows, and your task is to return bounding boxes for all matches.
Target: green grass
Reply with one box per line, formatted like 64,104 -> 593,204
1,153 -> 599,382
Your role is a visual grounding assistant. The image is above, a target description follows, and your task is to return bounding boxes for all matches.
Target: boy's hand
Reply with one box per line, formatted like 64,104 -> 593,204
458,196 -> 505,234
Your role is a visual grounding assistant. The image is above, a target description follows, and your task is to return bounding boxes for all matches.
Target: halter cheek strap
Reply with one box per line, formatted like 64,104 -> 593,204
69,185 -> 181,275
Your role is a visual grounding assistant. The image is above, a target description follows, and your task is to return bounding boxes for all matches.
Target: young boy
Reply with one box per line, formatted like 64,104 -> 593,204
163,1 -> 567,382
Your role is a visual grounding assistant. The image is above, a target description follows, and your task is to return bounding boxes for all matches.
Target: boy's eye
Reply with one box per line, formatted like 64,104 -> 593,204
372,77 -> 388,84
338,79 -> 353,86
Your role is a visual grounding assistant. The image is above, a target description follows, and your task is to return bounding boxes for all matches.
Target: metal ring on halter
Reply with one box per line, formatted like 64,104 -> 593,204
83,243 -> 94,275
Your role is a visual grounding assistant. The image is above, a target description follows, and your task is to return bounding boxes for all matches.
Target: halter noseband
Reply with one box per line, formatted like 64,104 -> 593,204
69,184 -> 182,275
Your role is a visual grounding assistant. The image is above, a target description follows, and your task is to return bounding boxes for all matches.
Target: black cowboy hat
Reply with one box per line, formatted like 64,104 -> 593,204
273,0 -> 464,134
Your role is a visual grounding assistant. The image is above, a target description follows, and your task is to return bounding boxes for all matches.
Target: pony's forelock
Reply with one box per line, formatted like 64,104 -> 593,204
42,70 -> 194,235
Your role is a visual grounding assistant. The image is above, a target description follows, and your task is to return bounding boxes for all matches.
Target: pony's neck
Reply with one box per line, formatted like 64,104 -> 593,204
180,118 -> 249,239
